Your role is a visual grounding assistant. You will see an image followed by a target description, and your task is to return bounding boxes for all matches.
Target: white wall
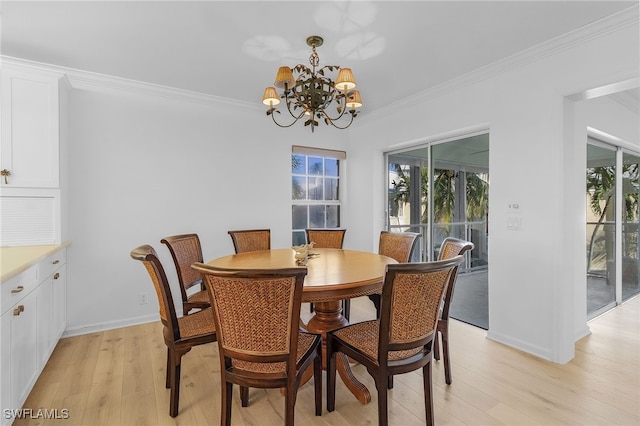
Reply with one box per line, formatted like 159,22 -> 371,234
65,87 -> 349,334
347,20 -> 639,363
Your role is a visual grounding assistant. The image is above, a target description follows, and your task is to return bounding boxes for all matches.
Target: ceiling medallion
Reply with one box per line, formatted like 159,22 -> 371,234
262,35 -> 362,132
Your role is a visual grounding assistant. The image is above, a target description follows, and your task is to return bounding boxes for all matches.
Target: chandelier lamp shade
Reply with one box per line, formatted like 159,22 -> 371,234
262,35 -> 362,132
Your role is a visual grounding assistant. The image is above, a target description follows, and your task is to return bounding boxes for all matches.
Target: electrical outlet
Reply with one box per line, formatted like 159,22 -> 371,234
139,292 -> 148,305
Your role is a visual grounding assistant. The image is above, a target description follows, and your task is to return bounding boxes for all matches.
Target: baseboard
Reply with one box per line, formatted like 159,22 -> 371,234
62,313 -> 158,338
486,330 -> 553,361
574,324 -> 591,342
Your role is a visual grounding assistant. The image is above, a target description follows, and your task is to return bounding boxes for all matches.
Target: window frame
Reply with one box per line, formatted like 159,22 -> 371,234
291,145 -> 346,245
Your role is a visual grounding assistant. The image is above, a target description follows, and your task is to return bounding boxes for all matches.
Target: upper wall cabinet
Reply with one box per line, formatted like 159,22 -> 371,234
0,63 -> 68,246
1,65 -> 65,188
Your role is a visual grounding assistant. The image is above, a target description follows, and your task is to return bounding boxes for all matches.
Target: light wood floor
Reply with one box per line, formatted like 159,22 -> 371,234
15,296 -> 640,426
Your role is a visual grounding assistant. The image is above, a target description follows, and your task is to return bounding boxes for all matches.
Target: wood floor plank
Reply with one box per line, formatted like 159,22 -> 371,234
81,328 -> 125,426
119,323 -> 161,426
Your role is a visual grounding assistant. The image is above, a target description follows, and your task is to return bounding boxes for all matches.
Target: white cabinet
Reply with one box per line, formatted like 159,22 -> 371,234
50,264 -> 66,349
0,248 -> 66,426
0,63 -> 67,247
2,289 -> 38,417
37,255 -> 66,366
0,65 -> 62,188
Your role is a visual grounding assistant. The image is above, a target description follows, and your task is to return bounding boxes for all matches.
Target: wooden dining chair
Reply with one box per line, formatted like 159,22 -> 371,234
305,228 -> 346,249
368,230 -> 421,318
433,237 -> 474,385
227,229 -> 271,253
161,233 -> 210,314
130,245 -> 216,418
191,263 -> 322,426
327,256 -> 464,426
305,228 -> 350,320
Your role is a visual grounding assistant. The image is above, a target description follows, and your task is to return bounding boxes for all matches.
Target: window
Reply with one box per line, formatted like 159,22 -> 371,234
291,145 -> 345,245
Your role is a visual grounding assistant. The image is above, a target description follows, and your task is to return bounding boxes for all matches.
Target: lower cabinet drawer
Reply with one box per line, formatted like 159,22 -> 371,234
1,266 -> 38,316
40,250 -> 67,281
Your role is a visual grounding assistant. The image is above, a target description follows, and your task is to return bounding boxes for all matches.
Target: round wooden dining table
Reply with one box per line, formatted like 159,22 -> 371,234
206,247 -> 397,404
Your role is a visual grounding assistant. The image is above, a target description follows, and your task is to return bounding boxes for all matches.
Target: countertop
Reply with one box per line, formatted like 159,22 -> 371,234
1,242 -> 70,283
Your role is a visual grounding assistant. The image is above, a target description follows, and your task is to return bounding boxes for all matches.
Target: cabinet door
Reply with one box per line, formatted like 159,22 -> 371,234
8,292 -> 38,412
36,280 -> 53,367
1,311 -> 12,426
1,66 -> 61,188
51,265 -> 66,343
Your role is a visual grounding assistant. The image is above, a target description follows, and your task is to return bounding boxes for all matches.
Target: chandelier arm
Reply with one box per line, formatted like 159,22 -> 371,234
282,90 -> 306,120
324,110 -> 356,130
319,94 -> 348,121
269,110 -> 304,128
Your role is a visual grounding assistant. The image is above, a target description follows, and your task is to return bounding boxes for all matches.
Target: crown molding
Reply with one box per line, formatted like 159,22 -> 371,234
362,5 -> 639,123
0,56 -> 261,110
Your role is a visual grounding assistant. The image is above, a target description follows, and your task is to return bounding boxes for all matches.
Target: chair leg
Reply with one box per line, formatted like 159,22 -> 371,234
367,294 -> 381,319
240,386 -> 249,407
342,299 -> 351,321
313,351 -> 322,416
165,347 -> 171,389
326,344 -> 337,412
284,382 -> 297,426
387,375 -> 394,389
310,302 -> 314,313
441,324 -> 452,385
377,375 -> 389,426
169,351 -> 181,417
423,362 -> 435,426
433,329 -> 441,361
221,380 -> 233,426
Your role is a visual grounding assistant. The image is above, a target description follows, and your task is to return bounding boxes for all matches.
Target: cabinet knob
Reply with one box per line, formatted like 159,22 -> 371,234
13,305 -> 25,316
53,259 -> 60,265
11,285 -> 24,294
1,169 -> 11,184
53,273 -> 60,280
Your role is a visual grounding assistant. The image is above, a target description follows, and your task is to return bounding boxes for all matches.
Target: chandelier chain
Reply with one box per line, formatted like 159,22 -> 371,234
309,46 -> 320,71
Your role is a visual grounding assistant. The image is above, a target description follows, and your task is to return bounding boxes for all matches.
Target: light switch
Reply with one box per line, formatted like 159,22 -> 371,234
507,202 -> 521,230
507,216 -> 521,230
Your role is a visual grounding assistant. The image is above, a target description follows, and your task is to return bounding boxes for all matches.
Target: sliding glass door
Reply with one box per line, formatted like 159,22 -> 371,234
622,151 -> 639,302
586,140 -> 639,318
386,133 -> 489,328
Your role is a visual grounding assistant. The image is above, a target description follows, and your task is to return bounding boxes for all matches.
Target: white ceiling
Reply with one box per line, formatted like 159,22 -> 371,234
1,1 -> 637,113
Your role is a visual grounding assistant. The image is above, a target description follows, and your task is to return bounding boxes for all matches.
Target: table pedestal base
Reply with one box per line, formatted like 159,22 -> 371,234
303,300 -> 371,404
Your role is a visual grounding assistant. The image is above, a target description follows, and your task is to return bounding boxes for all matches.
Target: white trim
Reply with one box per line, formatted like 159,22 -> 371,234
384,124 -> 490,154
62,313 -> 158,338
486,330 -> 555,363
292,145 -> 347,160
587,127 -> 640,154
567,78 -> 640,102
1,56 -> 261,110
615,148 -> 624,304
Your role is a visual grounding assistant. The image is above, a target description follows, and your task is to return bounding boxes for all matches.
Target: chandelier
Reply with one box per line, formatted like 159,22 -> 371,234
262,35 -> 362,132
